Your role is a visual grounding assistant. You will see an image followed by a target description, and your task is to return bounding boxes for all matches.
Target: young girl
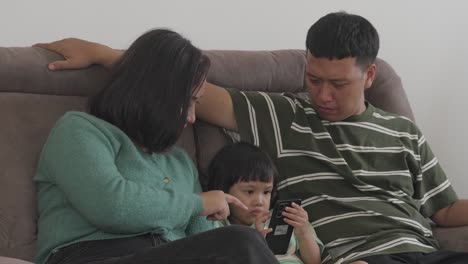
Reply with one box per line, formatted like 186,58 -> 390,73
208,142 -> 368,264
208,142 -> 322,264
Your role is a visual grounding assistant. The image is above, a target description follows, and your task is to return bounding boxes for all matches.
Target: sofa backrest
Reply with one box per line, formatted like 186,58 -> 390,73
0,47 -> 412,261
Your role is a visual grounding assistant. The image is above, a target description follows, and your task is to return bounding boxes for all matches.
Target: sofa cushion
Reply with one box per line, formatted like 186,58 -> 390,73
205,50 -> 306,93
0,93 -> 87,260
0,47 -> 107,96
433,226 -> 468,252
193,121 -> 232,190
0,256 -> 33,264
0,47 -> 418,261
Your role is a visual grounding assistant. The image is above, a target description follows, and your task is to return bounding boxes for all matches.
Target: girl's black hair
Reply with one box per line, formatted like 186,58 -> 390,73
89,29 -> 210,153
208,142 -> 279,206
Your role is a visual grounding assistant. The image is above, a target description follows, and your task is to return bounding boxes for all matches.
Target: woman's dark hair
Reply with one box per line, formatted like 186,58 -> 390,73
89,29 -> 210,153
208,142 -> 279,206
306,11 -> 379,69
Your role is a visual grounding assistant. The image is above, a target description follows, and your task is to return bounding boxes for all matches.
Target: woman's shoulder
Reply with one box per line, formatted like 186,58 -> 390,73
170,146 -> 190,157
37,112 -> 122,171
54,111 -> 124,135
57,111 -> 105,128
167,147 -> 196,167
47,111 -> 126,149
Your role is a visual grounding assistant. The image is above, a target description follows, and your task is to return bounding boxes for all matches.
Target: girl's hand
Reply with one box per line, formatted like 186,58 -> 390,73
283,203 -> 321,264
254,211 -> 273,237
282,202 -> 312,239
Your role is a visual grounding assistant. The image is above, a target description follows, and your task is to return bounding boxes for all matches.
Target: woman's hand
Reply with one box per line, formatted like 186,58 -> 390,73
282,202 -> 312,239
254,211 -> 273,237
34,38 -> 122,70
199,191 -> 248,221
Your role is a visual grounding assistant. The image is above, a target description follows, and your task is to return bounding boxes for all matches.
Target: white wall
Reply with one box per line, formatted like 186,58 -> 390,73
3,0 -> 468,197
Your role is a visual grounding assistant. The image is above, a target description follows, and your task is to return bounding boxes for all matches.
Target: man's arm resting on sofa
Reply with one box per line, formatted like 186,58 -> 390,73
432,199 -> 468,227
196,83 -> 238,131
35,38 -> 122,70
35,38 -> 239,131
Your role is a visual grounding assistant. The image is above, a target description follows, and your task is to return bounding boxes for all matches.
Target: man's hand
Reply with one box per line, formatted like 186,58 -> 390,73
432,199 -> 468,227
199,191 -> 248,221
34,38 -> 122,70
254,211 -> 273,237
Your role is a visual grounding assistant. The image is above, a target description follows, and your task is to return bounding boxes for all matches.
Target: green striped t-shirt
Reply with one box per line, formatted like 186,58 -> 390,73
227,90 -> 458,264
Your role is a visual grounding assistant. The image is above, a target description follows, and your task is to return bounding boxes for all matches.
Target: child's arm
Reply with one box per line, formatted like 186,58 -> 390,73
283,203 -> 321,264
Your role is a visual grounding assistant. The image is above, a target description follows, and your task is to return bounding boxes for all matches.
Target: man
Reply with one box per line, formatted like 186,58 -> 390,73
36,12 -> 468,264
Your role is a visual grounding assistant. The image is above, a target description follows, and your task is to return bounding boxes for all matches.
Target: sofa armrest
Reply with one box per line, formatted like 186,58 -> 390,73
433,226 -> 468,252
0,257 -> 33,264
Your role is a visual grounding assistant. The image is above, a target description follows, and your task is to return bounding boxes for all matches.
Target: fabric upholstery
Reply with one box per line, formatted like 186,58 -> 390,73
0,256 -> 32,264
0,47 -> 465,263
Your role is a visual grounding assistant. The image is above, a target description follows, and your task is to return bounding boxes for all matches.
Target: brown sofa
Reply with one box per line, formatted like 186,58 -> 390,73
0,47 -> 467,263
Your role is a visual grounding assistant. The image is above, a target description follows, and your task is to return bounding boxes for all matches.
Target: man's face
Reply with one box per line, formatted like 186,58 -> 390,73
305,53 -> 375,122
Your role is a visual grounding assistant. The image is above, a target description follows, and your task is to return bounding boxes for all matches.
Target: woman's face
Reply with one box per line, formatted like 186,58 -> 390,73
185,80 -> 207,127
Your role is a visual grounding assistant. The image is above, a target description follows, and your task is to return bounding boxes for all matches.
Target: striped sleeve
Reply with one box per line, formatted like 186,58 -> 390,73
414,130 -> 458,217
227,89 -> 295,159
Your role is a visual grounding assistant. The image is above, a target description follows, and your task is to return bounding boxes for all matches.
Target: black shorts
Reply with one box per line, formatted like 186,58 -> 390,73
358,251 -> 468,264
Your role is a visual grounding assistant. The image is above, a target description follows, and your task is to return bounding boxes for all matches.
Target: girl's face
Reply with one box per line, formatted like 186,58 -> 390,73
228,179 -> 273,226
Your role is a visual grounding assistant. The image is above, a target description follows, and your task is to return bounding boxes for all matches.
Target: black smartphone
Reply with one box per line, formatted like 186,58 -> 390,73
266,198 -> 302,255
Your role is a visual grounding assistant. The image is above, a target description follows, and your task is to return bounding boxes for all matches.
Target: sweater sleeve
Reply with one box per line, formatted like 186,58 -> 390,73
41,114 -> 204,234
185,158 -> 214,236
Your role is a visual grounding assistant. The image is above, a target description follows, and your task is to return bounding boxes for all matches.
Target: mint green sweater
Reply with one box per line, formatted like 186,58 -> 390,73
34,112 -> 212,264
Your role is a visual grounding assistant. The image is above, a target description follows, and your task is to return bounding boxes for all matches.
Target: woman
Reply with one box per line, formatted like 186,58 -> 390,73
34,29 -> 278,264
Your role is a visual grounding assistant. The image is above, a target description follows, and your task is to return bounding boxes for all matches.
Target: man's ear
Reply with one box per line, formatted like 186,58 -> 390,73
364,64 -> 377,90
